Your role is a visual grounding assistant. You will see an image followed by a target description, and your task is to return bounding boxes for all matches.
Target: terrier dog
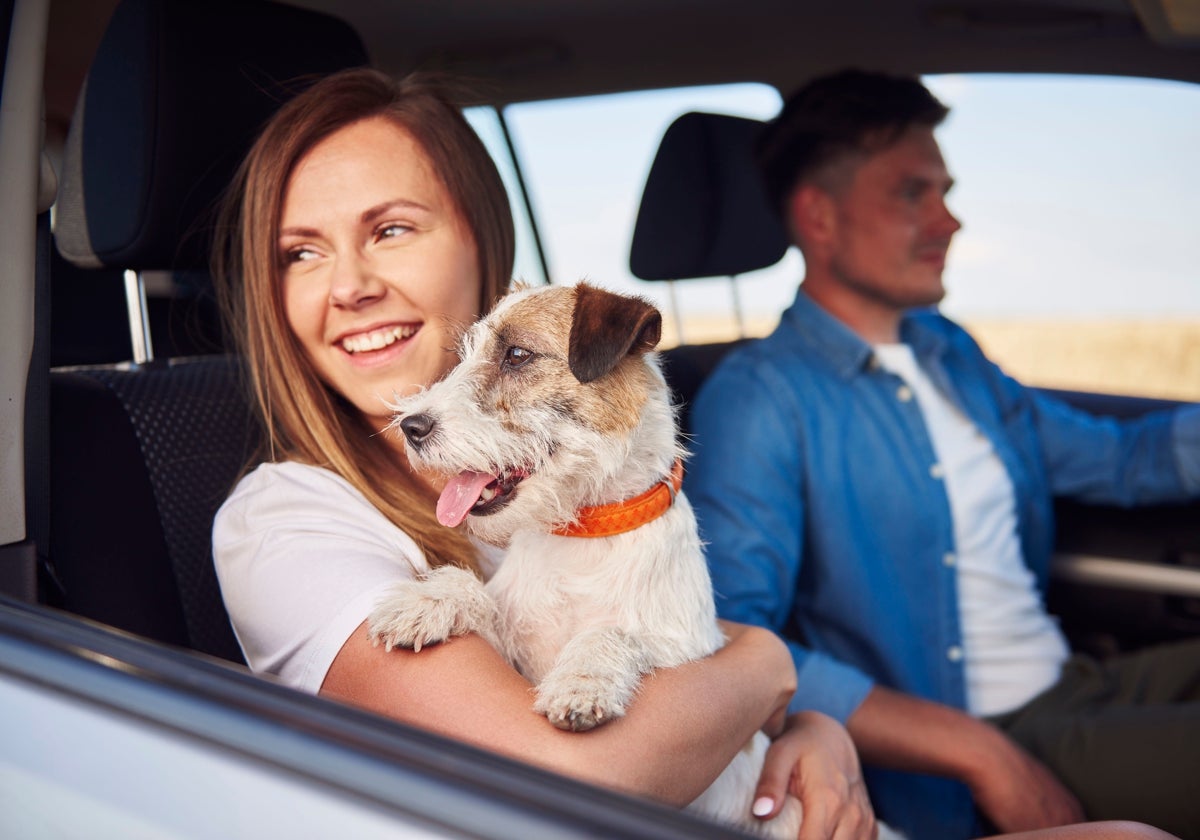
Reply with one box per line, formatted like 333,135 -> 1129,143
369,282 -> 896,839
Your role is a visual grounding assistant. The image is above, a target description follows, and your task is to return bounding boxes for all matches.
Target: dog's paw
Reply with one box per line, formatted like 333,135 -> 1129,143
367,565 -> 496,653
533,672 -> 630,732
532,627 -> 651,731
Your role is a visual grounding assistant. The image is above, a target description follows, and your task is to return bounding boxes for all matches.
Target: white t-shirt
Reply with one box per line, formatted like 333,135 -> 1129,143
874,344 -> 1069,717
212,460 -> 499,693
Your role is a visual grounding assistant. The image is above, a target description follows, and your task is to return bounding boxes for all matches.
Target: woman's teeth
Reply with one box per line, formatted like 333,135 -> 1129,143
341,325 -> 416,354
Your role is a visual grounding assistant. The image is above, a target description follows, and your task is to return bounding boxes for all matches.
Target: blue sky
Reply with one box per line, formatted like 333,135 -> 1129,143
479,74 -> 1199,330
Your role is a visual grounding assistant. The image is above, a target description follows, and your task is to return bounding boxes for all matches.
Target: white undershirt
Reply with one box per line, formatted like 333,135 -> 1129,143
874,344 -> 1068,717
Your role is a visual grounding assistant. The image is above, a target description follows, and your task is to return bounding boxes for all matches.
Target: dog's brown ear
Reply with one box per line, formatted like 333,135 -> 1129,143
568,283 -> 662,384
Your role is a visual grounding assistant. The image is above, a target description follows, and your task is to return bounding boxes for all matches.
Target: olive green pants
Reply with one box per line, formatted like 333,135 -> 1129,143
987,637 -> 1200,839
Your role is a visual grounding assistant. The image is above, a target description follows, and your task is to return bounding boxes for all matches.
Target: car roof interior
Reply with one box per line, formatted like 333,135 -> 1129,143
43,0 -> 1200,154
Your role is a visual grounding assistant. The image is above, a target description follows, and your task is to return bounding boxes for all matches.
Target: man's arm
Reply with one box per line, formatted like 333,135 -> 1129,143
955,322 -> 1200,506
847,685 -> 1085,833
686,357 -> 877,720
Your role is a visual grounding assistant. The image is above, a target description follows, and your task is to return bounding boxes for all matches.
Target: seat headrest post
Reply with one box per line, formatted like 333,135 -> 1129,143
667,281 -> 685,345
729,276 -> 746,339
122,270 -> 154,365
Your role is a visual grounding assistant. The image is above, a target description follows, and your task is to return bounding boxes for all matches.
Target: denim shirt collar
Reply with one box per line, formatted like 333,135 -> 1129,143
782,287 -> 948,378
781,289 -> 873,379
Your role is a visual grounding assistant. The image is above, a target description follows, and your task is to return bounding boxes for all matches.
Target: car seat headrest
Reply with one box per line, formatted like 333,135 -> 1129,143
55,0 -> 369,272
629,111 -> 790,281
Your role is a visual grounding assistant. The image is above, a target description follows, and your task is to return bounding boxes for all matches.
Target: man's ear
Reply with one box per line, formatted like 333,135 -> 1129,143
788,184 -> 836,249
568,282 -> 662,384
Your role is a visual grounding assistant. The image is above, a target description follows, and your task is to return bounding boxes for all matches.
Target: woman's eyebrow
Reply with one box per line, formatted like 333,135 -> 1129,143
278,225 -> 321,239
277,199 -> 432,239
360,198 -> 431,225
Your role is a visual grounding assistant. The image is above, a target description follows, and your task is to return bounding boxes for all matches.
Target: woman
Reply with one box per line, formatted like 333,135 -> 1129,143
210,67 -> 874,838
210,67 -> 1178,840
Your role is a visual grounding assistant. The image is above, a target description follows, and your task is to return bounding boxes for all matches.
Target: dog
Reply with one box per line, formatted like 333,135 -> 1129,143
369,282 -> 898,839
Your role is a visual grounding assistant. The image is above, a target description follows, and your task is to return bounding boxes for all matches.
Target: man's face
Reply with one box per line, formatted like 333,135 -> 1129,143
821,125 -> 961,313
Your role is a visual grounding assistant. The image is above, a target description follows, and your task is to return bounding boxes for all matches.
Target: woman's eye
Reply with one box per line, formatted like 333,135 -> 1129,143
377,223 -> 412,240
504,346 -> 534,369
283,246 -> 318,264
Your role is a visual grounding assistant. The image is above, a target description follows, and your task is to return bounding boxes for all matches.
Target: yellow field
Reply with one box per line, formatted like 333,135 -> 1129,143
963,320 -> 1200,402
663,317 -> 1200,403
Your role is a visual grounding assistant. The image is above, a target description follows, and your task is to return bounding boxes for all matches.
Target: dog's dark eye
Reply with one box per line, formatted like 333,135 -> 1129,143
503,345 -> 535,369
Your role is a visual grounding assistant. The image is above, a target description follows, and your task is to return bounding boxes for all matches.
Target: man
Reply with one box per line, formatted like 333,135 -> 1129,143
684,69 -> 1200,840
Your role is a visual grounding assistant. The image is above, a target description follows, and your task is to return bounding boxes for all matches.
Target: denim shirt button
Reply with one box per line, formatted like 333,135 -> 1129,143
947,645 -> 964,662
930,463 -> 945,479
943,552 -> 957,567
896,385 -> 913,402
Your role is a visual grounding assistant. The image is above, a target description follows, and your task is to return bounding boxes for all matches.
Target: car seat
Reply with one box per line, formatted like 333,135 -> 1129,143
629,111 -> 790,437
47,0 -> 368,662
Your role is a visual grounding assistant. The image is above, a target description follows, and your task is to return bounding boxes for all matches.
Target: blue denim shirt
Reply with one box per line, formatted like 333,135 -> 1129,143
685,289 -> 1200,839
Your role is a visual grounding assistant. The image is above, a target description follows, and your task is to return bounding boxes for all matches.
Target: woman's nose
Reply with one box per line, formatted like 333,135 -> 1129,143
328,254 -> 386,308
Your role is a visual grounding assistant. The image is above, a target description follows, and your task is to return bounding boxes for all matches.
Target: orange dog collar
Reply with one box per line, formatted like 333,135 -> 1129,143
552,460 -> 685,538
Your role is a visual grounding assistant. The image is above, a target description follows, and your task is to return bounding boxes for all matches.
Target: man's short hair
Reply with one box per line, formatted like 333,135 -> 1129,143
756,68 -> 949,217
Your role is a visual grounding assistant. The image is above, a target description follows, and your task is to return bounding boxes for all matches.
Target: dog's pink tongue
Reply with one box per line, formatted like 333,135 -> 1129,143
437,470 -> 496,527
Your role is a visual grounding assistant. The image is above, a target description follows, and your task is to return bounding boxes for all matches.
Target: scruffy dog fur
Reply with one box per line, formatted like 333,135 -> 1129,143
369,282 -> 897,838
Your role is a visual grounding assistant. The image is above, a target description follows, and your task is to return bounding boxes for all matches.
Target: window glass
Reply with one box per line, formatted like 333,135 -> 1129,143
499,77 -> 1200,400
926,74 -> 1200,401
465,107 -> 548,288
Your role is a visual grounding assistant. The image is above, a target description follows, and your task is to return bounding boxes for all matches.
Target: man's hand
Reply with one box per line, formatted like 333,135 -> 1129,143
754,711 -> 880,840
964,728 -> 1085,832
847,686 -> 1084,832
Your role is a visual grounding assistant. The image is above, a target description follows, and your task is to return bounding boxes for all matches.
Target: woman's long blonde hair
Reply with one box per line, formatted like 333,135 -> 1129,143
214,68 -> 515,572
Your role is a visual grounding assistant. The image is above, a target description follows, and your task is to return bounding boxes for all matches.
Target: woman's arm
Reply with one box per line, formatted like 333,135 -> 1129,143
321,618 -> 796,806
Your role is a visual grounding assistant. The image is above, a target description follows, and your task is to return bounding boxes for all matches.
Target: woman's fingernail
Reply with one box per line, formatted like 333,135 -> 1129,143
752,796 -> 774,817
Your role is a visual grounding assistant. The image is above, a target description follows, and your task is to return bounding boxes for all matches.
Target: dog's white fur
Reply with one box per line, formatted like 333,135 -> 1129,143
369,282 -> 897,839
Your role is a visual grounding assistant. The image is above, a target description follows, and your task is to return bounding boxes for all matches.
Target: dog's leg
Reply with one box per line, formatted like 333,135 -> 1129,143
533,627 -> 654,732
368,565 -> 499,653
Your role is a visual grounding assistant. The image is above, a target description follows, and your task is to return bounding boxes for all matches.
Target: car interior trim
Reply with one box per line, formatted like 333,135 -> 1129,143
1053,553 -> 1200,598
0,0 -> 48,546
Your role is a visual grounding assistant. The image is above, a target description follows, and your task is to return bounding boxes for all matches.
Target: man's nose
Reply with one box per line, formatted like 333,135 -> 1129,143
936,199 -> 962,237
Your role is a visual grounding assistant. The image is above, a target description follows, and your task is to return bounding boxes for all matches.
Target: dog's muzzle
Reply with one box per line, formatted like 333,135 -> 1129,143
399,413 -> 435,448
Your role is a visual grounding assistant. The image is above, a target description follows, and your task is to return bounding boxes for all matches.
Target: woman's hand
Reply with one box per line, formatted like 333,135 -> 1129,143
753,711 -> 879,840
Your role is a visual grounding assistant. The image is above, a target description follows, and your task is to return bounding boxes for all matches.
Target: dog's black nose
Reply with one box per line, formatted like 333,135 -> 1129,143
399,413 -> 436,447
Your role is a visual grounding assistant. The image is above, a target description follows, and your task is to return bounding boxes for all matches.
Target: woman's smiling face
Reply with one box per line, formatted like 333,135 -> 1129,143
279,115 -> 481,428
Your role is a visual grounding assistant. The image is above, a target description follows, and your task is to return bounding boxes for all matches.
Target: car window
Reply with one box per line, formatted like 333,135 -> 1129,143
491,76 -> 1199,402
465,106 -> 549,288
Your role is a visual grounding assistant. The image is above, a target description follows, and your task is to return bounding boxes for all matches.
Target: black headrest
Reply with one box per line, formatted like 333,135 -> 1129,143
55,0 -> 369,272
629,112 -> 790,281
